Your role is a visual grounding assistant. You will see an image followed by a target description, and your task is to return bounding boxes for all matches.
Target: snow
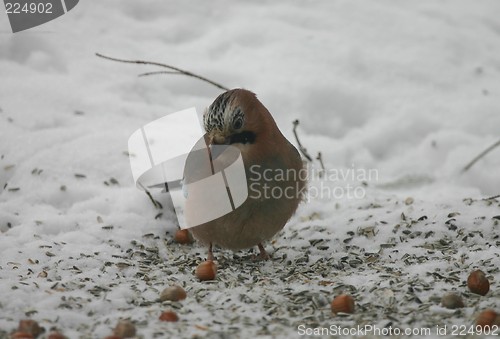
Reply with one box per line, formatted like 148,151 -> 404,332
1,0 -> 499,338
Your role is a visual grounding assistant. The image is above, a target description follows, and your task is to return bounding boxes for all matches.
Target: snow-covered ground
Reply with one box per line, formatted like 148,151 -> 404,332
1,1 -> 499,338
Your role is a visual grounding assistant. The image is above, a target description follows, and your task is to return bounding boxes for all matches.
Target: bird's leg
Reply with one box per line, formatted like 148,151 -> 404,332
207,243 -> 214,261
256,243 -> 270,261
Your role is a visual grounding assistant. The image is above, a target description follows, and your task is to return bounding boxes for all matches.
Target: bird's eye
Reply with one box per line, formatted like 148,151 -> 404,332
233,117 -> 243,130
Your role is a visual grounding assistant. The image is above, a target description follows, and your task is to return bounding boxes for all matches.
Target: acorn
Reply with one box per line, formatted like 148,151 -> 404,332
476,309 -> 500,329
160,285 -> 187,302
17,320 -> 43,338
11,333 -> 34,339
47,332 -> 67,339
113,320 -> 136,338
159,311 -> 179,322
331,294 -> 355,314
441,293 -> 465,309
467,270 -> 490,296
174,229 -> 193,244
195,260 -> 217,281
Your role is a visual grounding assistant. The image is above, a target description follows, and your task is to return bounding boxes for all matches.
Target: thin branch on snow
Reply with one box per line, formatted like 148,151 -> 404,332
483,194 -> 500,201
292,119 -> 313,162
95,53 -> 230,91
462,139 -> 500,172
138,182 -> 163,209
316,152 -> 325,177
138,71 -> 182,77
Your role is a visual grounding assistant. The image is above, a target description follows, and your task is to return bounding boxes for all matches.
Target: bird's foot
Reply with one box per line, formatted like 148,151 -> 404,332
207,243 -> 214,261
252,243 -> 270,261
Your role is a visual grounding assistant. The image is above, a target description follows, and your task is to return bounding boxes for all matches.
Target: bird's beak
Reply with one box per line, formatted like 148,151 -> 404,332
208,133 -> 230,161
212,134 -> 230,145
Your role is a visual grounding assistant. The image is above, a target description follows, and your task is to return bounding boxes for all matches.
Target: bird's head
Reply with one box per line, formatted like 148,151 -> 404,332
203,89 -> 280,157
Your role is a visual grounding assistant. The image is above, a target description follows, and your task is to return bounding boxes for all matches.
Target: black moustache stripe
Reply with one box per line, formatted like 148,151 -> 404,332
230,131 -> 256,145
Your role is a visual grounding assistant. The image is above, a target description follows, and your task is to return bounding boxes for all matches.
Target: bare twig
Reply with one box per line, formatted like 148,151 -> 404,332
139,71 -> 181,77
146,190 -> 163,209
95,53 -> 229,91
462,139 -> 500,172
292,120 -> 313,162
138,182 -> 163,209
483,194 -> 500,201
316,152 -> 325,178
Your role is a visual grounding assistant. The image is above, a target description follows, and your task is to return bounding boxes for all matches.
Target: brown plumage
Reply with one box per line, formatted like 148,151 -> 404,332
187,89 -> 306,260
